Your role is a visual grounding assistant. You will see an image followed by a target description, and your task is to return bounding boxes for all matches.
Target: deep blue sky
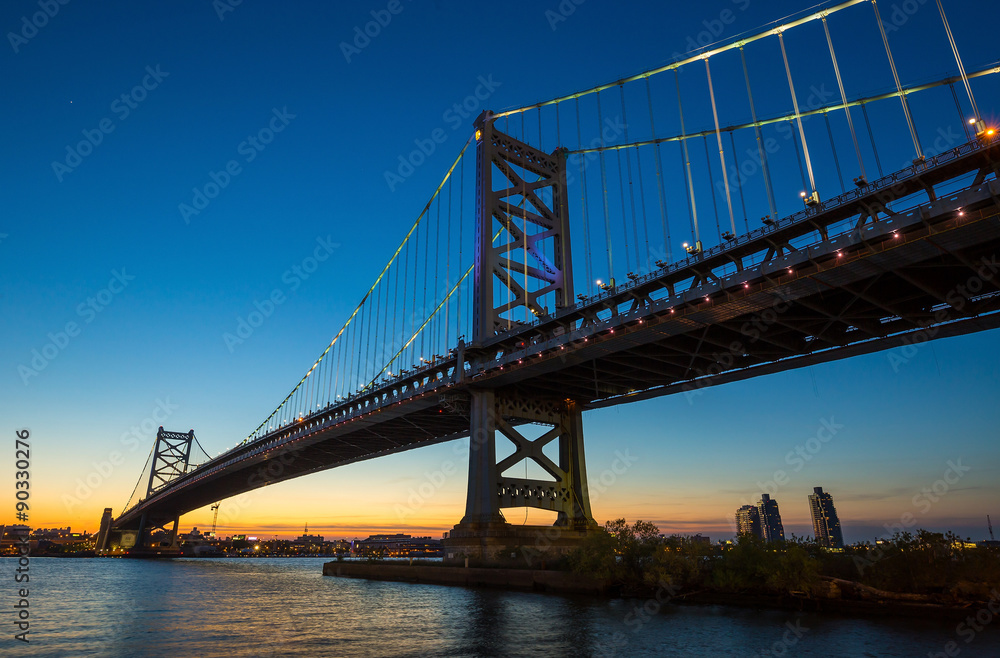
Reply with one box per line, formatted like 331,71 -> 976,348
2,0 -> 998,542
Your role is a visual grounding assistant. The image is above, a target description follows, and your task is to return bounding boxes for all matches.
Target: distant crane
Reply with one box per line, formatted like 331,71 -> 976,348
210,503 -> 220,537
990,515 -> 995,541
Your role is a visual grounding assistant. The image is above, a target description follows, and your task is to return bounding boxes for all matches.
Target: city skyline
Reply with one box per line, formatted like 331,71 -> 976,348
3,0 -> 999,547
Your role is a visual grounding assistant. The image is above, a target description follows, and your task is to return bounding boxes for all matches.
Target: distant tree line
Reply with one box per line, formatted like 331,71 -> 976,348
564,519 -> 1000,602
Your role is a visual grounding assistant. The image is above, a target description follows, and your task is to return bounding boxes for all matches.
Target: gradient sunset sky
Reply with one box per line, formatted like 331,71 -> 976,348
3,0 -> 998,544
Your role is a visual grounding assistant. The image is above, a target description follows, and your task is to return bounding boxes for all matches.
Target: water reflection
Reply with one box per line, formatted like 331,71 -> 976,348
22,558 -> 1000,657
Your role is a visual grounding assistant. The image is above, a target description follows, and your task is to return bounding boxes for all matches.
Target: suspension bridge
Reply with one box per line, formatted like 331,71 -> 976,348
96,0 -> 1000,558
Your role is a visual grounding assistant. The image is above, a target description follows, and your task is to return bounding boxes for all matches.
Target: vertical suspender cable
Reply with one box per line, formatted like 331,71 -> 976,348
596,91 -> 614,279
861,103 -> 884,177
522,154 -> 529,321
332,315 -> 342,400
383,257 -> 390,379
555,101 -> 561,146
619,85 -> 641,270
635,145 -> 650,268
505,116 -> 513,329
615,142 -> 632,273
412,213 -> 420,360
538,107 -> 544,152
391,239 -> 399,374
458,154 -> 464,341
705,57 -> 737,236
675,70 -> 700,245
822,16 -> 867,182
951,83 -> 972,141
304,354 -> 312,415
576,98 -> 594,294
356,307 -> 365,394
824,112 -> 846,193
740,45 -> 777,220
554,101 -> 561,292
779,30 -> 818,198
728,132 -> 749,233
935,0 -> 980,125
646,76 -> 671,261
434,193 -> 441,352
365,271 -> 376,383
702,135 -> 722,240
871,0 -> 924,160
422,205 -> 430,359
372,278 -> 382,386
445,174 -> 452,348
401,236 -> 409,368
789,120 -> 808,191
326,307 -> 336,403
346,315 -> 356,397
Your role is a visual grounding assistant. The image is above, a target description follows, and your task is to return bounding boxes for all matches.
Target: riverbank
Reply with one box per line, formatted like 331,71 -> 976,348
322,561 -> 998,621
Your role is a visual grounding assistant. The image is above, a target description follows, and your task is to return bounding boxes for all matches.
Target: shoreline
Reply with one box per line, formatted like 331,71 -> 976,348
323,561 -> 994,621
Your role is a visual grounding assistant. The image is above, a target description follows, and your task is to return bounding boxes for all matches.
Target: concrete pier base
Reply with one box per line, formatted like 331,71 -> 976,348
441,521 -> 597,565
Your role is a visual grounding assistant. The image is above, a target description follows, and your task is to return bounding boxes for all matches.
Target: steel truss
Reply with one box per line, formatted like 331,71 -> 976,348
461,389 -> 594,528
473,111 -> 573,340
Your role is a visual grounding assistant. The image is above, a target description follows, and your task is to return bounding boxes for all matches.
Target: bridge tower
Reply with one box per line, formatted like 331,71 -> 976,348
445,112 -> 597,562
131,427 -> 195,553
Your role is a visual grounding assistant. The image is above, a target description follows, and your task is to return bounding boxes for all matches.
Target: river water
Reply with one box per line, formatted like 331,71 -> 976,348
6,557 -> 999,656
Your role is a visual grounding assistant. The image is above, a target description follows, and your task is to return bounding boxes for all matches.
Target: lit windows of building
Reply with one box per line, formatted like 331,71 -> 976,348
808,486 -> 844,549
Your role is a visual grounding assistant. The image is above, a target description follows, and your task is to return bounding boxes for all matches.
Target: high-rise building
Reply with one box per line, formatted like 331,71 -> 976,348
808,487 -> 844,548
735,505 -> 761,538
756,494 -> 785,542
95,508 -> 113,552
